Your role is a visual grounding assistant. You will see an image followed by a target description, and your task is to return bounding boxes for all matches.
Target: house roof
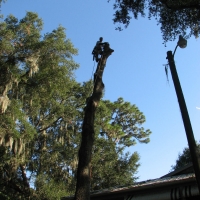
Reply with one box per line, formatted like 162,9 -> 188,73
62,173 -> 199,200
161,163 -> 194,178
62,164 -> 200,200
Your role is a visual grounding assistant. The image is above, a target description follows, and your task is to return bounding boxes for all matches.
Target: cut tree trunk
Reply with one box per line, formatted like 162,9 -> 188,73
74,43 -> 114,200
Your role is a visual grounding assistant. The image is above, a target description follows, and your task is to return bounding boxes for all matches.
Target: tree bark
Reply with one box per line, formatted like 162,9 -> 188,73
74,43 -> 114,200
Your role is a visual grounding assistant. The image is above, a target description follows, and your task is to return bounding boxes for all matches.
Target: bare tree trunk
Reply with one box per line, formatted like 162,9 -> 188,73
74,43 -> 114,200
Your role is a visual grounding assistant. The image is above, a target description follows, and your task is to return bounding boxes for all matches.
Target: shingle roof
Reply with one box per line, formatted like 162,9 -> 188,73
62,173 -> 197,200
91,173 -> 196,195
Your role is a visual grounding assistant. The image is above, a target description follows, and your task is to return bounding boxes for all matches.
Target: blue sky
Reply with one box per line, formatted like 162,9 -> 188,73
2,0 -> 200,182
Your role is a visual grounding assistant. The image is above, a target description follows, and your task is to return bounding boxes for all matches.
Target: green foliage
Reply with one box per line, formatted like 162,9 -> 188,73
0,12 -> 79,199
34,174 -> 70,200
87,97 -> 151,190
109,0 -> 200,42
96,98 -> 151,147
171,141 -> 200,171
0,12 -> 151,199
91,138 -> 140,190
0,192 -> 10,200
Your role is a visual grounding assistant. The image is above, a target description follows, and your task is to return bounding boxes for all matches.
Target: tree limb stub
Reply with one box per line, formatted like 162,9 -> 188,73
74,42 -> 114,200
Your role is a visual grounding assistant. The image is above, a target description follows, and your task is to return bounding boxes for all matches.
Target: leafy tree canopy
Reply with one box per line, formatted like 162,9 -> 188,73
89,97 -> 151,191
171,141 -> 200,171
0,11 -> 79,199
108,0 -> 200,42
0,12 -> 151,200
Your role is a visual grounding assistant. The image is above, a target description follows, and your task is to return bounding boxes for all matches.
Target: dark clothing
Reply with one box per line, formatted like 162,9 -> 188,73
92,41 -> 105,62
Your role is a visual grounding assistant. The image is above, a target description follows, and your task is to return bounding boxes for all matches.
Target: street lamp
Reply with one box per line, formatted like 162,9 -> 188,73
166,36 -> 200,194
173,35 -> 187,56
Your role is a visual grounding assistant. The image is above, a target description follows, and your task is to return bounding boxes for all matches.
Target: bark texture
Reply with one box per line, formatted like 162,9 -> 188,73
74,43 -> 114,200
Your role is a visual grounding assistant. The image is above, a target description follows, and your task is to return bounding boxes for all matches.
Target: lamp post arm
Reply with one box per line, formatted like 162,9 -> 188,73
173,45 -> 178,57
166,51 -> 200,194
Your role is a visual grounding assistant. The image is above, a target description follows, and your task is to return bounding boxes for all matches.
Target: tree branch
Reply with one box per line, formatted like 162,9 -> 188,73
39,116 -> 63,132
160,0 -> 200,10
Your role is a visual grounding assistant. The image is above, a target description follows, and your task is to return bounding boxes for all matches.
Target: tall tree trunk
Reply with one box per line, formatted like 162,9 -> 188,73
74,43 -> 114,200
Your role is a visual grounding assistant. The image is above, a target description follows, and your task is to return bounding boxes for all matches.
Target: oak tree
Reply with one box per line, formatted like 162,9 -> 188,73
108,0 -> 200,42
0,11 -> 78,199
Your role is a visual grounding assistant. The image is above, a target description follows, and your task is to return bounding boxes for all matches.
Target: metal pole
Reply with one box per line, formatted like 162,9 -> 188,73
166,51 -> 200,194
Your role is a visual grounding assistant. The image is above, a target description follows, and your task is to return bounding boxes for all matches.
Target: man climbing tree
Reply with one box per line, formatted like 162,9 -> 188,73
92,37 -> 105,62
74,38 -> 114,200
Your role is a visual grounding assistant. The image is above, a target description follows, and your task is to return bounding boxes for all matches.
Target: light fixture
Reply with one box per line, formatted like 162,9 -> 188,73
177,35 -> 187,48
173,35 -> 187,56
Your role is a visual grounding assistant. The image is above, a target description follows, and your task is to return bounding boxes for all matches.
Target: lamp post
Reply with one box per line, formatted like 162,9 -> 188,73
166,36 -> 200,194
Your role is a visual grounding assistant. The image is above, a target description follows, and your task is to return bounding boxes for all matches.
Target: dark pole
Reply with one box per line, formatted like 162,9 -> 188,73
167,51 -> 200,194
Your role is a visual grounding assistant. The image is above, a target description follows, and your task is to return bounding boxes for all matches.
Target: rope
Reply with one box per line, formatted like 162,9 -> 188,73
89,54 -> 104,96
88,60 -> 96,95
93,57 -> 103,86
91,60 -> 96,80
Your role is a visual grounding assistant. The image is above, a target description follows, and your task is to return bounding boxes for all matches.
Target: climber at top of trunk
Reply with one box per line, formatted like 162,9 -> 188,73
92,37 -> 105,62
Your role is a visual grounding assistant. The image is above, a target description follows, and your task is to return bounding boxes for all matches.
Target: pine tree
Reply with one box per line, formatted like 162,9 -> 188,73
91,137 -> 140,191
